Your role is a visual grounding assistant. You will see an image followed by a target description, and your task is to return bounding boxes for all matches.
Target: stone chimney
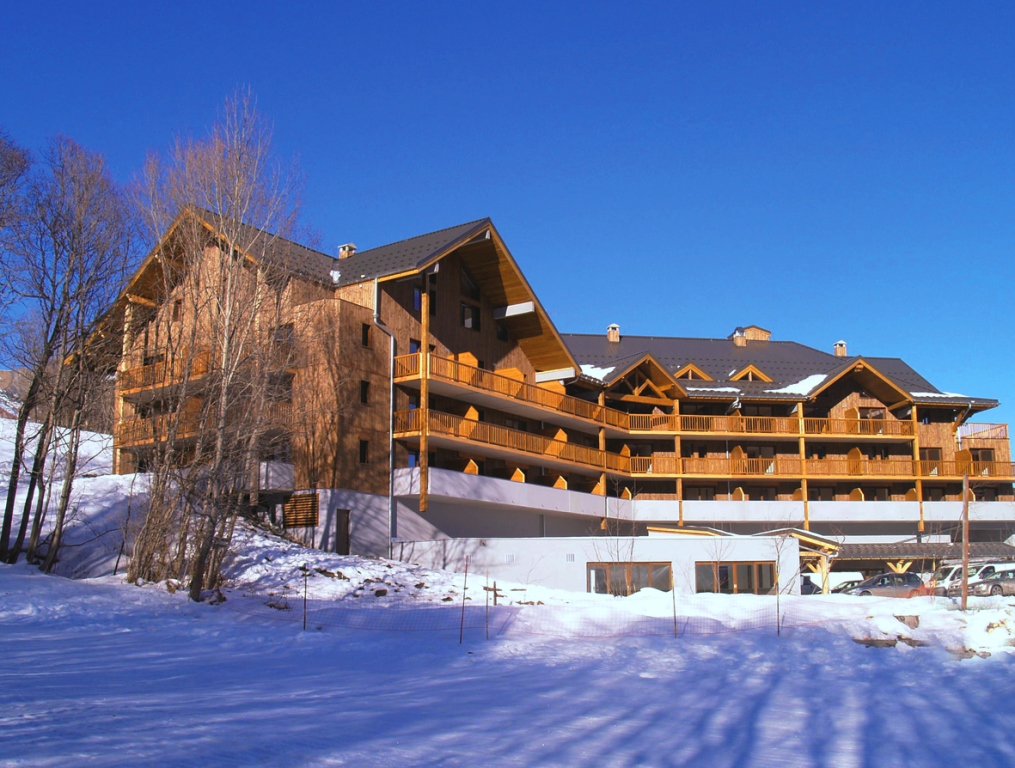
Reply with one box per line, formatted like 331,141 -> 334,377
834,340 -> 847,357
606,324 -> 621,343
338,243 -> 357,259
731,327 -> 747,348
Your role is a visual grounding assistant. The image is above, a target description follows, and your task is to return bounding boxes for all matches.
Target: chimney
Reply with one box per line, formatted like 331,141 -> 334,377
732,327 -> 747,348
606,324 -> 621,343
834,340 -> 847,357
338,243 -> 357,259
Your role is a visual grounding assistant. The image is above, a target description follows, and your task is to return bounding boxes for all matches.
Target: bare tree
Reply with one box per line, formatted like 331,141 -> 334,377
0,137 -> 135,563
126,91 -> 304,600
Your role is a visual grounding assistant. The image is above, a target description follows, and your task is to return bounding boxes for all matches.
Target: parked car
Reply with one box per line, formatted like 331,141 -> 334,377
800,575 -> 821,595
845,572 -> 924,598
946,563 -> 1014,597
931,564 -> 962,596
968,566 -> 1015,597
831,579 -> 861,594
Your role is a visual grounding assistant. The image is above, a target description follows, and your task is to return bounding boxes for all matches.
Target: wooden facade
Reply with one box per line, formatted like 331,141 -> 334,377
106,213 -> 1013,531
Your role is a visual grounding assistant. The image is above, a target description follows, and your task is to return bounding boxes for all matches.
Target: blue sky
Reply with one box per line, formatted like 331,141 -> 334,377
2,2 -> 1013,421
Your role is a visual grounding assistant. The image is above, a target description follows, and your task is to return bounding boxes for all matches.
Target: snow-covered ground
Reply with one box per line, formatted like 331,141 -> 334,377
6,416 -> 1015,765
5,560 -> 1015,767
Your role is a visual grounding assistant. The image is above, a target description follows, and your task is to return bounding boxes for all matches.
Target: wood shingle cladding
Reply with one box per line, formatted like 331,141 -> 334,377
105,211 -> 1012,518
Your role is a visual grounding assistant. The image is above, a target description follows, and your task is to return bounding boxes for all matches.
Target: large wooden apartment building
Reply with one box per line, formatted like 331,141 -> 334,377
105,212 -> 1015,572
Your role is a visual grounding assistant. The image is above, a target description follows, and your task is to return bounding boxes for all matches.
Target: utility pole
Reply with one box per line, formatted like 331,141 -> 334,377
961,474 -> 970,612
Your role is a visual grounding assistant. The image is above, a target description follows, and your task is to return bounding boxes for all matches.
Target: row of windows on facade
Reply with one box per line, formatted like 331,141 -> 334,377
586,561 -> 777,596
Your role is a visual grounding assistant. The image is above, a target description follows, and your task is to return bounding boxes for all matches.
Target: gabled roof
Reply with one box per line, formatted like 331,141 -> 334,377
562,332 -> 998,409
332,219 -> 491,286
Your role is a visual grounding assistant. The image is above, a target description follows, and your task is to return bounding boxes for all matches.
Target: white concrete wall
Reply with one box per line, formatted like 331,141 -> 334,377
394,534 -> 801,596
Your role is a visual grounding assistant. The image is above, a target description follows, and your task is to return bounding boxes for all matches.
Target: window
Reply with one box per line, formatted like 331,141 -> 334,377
172,299 -> 182,322
461,303 -> 481,331
428,274 -> 437,317
869,487 -> 890,501
684,486 -> 715,501
974,486 -> 998,502
505,418 -> 527,432
496,322 -> 509,342
413,286 -> 422,312
588,562 -> 672,596
695,561 -> 776,595
923,486 -> 944,502
360,380 -> 370,404
409,338 -> 421,354
809,486 -> 834,501
266,372 -> 294,402
971,448 -> 995,463
272,322 -> 295,353
359,439 -> 369,464
361,323 -> 371,347
920,447 -> 942,462
408,451 -> 419,468
859,407 -> 885,420
868,445 -> 889,461
460,266 -> 481,301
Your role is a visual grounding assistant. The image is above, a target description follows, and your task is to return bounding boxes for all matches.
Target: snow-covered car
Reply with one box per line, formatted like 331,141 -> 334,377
970,567 -> 1015,597
846,572 -> 924,598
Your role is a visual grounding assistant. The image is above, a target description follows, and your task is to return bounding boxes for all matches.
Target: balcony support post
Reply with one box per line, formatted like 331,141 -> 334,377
113,303 -> 134,475
419,275 -> 430,513
912,405 -> 924,533
797,402 -> 809,530
596,391 -> 606,496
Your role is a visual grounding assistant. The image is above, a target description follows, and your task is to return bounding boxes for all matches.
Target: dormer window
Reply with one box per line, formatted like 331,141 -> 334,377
674,363 -> 712,381
730,365 -> 772,383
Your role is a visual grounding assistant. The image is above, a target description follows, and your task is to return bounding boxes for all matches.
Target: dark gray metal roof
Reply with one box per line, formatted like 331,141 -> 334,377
838,542 -> 1015,561
330,218 -> 491,286
562,332 -> 998,407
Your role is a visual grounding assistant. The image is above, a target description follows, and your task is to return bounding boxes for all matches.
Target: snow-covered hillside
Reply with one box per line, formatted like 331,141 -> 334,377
6,415 -> 1015,765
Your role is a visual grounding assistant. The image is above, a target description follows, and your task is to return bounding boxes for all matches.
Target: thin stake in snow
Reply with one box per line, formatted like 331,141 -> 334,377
303,563 -> 309,631
485,572 -> 490,641
459,556 -> 469,644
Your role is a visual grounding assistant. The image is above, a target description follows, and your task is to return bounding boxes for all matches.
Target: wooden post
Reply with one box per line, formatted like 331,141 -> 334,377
912,405 -> 924,533
419,274 -> 430,513
597,390 -> 606,497
961,473 -> 969,612
797,402 -> 809,530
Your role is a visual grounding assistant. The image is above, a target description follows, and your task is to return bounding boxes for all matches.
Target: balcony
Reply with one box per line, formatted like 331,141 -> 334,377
116,400 -> 292,449
115,405 -> 204,447
394,409 -> 625,476
674,414 -> 800,436
119,348 -> 211,397
395,353 -> 626,434
804,418 -> 914,438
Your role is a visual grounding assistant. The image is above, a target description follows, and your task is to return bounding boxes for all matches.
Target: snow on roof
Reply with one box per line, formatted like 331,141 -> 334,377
911,391 -> 969,399
686,386 -> 741,393
579,363 -> 616,381
764,374 -> 827,396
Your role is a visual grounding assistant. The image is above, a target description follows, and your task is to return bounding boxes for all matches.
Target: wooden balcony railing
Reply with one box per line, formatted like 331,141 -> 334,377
804,418 -> 914,437
918,460 -> 1015,479
120,348 -> 211,392
394,408 -> 625,473
680,457 -> 804,477
117,400 -> 293,448
806,458 -> 915,477
958,423 -> 1009,441
396,354 -> 629,429
677,415 -> 800,435
116,406 -> 205,447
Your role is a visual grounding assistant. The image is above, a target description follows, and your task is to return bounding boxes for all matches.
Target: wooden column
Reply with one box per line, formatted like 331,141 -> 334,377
113,303 -> 134,475
912,405 -> 924,533
597,390 -> 606,496
797,401 -> 809,530
419,274 -> 430,513
673,400 -> 683,525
